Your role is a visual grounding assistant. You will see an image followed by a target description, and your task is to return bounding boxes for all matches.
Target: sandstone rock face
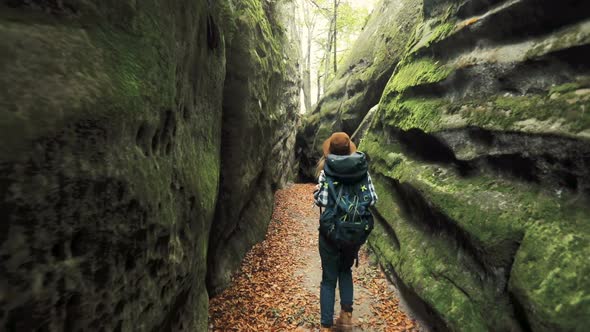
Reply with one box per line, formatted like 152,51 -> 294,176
0,0 -> 297,331
301,0 -> 590,330
206,0 -> 300,295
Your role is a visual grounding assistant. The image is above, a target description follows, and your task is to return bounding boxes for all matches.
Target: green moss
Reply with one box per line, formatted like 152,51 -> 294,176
380,96 -> 449,132
549,82 -> 584,95
220,0 -> 287,130
511,222 -> 590,331
386,58 -> 452,93
460,92 -> 590,134
364,0 -> 423,77
368,131 -> 590,244
524,20 -> 590,60
365,135 -> 519,255
378,41 -> 588,137
363,131 -> 590,331
407,20 -> 456,55
376,55 -> 455,132
92,28 -> 174,117
378,82 -> 590,136
430,21 -> 456,44
319,96 -> 345,117
368,175 -> 509,331
374,18 -> 590,138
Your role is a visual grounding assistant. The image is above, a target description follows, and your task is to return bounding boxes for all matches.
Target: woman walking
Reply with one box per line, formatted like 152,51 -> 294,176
313,132 -> 378,331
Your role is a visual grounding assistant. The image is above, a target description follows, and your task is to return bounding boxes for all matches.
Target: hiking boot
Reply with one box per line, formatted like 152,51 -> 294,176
320,326 -> 332,332
335,310 -> 353,331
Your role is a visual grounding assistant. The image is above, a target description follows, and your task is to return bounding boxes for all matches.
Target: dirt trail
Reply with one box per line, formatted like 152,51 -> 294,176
209,184 -> 419,331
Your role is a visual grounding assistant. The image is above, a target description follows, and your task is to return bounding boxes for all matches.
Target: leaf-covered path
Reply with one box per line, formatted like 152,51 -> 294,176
209,184 -> 419,331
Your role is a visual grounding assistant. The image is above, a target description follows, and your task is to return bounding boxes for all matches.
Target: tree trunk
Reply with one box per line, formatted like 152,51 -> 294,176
302,20 -> 313,112
323,22 -> 333,93
333,0 -> 338,74
302,69 -> 312,112
317,71 -> 322,102
301,0 -> 315,112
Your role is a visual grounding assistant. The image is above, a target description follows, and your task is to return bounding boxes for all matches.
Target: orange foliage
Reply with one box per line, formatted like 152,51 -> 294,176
209,184 -> 419,331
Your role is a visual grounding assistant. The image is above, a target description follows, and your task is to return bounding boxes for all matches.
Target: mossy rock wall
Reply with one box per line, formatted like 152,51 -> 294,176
0,0 -> 298,331
206,0 -> 300,295
299,0 -> 590,330
359,0 -> 590,330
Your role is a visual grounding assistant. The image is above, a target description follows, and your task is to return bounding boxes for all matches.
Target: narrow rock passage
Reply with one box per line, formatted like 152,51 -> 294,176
209,184 -> 419,331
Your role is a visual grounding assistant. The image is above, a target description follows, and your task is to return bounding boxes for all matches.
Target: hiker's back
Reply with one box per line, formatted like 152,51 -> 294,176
314,132 -> 380,329
319,152 -> 374,249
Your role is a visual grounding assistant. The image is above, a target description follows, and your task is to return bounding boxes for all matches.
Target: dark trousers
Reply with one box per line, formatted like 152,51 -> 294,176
319,234 -> 355,327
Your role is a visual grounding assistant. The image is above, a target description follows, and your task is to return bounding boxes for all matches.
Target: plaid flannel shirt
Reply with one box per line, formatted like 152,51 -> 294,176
313,170 -> 378,207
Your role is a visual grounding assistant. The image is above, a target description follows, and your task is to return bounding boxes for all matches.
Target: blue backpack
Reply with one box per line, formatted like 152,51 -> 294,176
319,152 -> 374,250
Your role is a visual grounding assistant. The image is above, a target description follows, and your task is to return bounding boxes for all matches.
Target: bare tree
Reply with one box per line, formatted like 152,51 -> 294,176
333,0 -> 340,74
300,0 -> 318,113
317,72 -> 322,102
323,23 -> 334,92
